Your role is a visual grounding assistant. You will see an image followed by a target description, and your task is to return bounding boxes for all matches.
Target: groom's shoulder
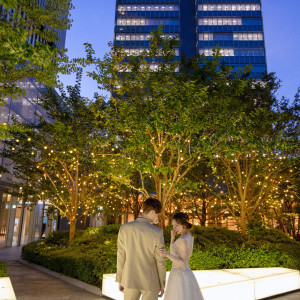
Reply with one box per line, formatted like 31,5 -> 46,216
147,223 -> 163,236
120,219 -> 162,233
120,220 -> 135,230
119,219 -> 140,231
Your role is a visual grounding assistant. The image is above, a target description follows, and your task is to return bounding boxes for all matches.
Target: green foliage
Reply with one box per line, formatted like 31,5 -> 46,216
247,227 -> 297,245
88,224 -> 121,235
192,226 -> 246,249
22,229 -> 118,286
77,29 -> 242,215
22,225 -> 300,286
189,245 -> 298,270
0,260 -> 8,277
0,0 -> 74,103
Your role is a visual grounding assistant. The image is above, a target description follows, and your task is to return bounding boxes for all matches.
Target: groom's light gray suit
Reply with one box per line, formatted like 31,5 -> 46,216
116,216 -> 166,300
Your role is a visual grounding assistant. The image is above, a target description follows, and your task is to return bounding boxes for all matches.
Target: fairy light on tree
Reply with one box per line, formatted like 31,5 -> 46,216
1,72 -> 110,243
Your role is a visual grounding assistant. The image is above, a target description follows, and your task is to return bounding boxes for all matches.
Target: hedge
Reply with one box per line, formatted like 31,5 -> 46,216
0,260 -> 7,277
22,225 -> 300,286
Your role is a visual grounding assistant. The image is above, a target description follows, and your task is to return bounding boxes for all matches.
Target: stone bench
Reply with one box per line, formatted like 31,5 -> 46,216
0,278 -> 16,300
102,268 -> 300,300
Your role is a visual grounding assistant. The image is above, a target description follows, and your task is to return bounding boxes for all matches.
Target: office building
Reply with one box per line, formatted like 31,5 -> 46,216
114,0 -> 267,77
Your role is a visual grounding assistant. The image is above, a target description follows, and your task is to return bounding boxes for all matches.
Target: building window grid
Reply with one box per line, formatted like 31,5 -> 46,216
199,32 -> 263,41
233,32 -> 263,41
117,18 -> 179,26
198,4 -> 261,12
116,33 -> 176,41
124,48 -> 179,56
114,1 -> 266,77
199,48 -> 265,57
199,48 -> 234,56
118,4 -> 179,12
198,18 -> 242,26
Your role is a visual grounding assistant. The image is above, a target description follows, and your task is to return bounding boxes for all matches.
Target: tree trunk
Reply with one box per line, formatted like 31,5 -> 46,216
124,211 -> 128,224
69,219 -> 76,244
133,194 -> 140,219
81,214 -> 87,230
158,210 -> 166,230
201,200 -> 207,226
240,202 -> 247,234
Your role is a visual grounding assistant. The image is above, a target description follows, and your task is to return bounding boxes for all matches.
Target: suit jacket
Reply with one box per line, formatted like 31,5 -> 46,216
116,216 -> 166,291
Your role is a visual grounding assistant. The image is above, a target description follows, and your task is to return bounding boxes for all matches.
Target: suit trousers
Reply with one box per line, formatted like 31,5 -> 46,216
124,288 -> 158,300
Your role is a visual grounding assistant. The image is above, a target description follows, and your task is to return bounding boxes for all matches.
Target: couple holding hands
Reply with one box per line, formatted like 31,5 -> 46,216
116,198 -> 204,300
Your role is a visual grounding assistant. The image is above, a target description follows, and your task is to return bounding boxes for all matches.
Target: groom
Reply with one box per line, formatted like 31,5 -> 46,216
116,198 -> 166,300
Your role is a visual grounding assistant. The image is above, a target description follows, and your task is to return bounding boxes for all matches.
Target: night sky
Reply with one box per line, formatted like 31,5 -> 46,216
60,0 -> 300,103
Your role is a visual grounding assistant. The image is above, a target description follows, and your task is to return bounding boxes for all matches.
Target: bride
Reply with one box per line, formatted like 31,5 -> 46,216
158,212 -> 204,300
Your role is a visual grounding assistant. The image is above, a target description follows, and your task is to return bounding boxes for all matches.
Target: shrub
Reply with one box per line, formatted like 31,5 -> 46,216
22,225 -> 300,287
189,245 -> 298,270
0,261 -> 7,277
247,227 -> 297,245
192,226 -> 247,249
22,231 -> 118,286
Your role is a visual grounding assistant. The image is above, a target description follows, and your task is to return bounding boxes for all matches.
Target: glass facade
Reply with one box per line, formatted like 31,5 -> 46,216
0,4 -> 67,247
197,0 -> 266,77
115,0 -> 181,55
114,0 -> 267,77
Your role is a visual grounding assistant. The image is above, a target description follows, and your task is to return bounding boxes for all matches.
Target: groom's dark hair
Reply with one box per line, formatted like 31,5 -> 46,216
143,198 -> 162,214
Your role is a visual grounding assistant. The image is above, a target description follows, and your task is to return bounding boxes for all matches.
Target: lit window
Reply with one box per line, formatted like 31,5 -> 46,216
198,33 -> 213,41
198,3 -> 261,11
233,32 -> 264,41
123,48 -> 179,56
199,48 -> 234,56
118,4 -> 179,12
198,18 -> 242,26
117,18 -> 179,26
116,34 -> 176,41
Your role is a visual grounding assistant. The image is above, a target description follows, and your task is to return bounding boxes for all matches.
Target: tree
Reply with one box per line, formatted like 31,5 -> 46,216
171,162 -> 226,226
1,73 -> 107,243
0,0 -> 73,103
78,30 -> 245,228
0,0 -> 74,141
268,160 -> 299,237
78,28 -> 290,229
212,75 -> 299,234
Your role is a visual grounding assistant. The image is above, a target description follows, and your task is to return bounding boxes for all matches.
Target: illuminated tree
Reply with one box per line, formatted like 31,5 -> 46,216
268,161 -> 299,236
171,162 -> 226,226
213,77 -> 300,234
79,29 -> 248,228
1,74 -> 107,243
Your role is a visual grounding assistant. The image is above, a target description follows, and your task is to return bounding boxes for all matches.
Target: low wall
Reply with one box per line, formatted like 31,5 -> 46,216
0,277 -> 16,300
102,268 -> 300,300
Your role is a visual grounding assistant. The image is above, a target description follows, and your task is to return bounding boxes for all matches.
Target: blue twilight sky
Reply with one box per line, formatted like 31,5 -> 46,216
60,0 -> 300,102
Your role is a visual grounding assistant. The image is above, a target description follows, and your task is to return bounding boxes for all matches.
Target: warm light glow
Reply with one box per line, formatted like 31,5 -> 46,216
102,268 -> 300,300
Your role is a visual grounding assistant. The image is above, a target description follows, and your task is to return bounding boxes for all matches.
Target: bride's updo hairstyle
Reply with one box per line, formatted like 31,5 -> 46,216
172,212 -> 192,229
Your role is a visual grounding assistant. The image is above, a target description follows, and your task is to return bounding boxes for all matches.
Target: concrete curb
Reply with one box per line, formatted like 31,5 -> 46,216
18,259 -> 104,297
0,277 -> 17,300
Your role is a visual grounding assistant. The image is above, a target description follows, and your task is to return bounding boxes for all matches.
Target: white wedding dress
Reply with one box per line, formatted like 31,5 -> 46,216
164,233 -> 204,300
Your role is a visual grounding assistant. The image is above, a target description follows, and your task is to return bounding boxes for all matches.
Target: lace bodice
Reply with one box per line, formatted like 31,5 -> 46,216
165,233 -> 204,300
170,233 -> 194,271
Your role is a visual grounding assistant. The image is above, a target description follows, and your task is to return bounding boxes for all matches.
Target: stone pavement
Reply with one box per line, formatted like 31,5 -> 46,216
0,246 -> 109,300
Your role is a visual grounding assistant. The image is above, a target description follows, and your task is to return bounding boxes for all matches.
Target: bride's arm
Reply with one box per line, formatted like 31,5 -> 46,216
170,229 -> 176,246
161,238 -> 189,268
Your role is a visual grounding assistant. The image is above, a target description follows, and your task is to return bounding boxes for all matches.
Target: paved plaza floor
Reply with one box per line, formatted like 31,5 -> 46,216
0,246 -> 108,300
0,246 -> 299,300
